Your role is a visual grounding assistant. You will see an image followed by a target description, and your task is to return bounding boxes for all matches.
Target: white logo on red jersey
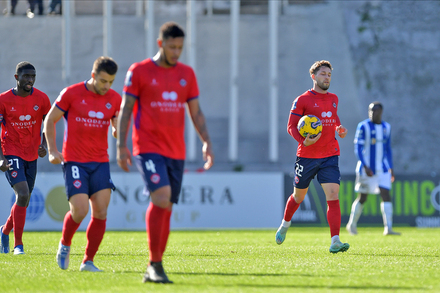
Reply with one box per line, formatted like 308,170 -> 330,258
180,79 -> 187,87
11,114 -> 37,128
105,103 -> 112,110
19,115 -> 31,121
162,91 -> 178,101
33,105 -> 39,111
314,103 -> 319,107
81,100 -> 87,105
88,111 -> 104,119
10,107 -> 16,111
321,111 -> 332,118
151,79 -> 158,85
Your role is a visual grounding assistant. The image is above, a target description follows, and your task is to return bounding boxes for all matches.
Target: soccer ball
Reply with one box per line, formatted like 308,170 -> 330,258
297,115 -> 322,138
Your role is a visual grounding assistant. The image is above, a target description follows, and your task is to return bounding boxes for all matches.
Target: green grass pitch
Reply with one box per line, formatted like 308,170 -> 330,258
0,227 -> 439,293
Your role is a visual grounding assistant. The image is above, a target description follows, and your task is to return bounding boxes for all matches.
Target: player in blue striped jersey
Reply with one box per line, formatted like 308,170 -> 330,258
346,102 -> 400,236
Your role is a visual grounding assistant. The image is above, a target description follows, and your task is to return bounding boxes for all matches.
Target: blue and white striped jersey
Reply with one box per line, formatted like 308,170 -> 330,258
354,119 -> 393,175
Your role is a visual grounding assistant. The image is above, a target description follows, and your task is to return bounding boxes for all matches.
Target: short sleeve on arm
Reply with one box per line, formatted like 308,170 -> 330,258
187,68 -> 199,102
123,64 -> 140,99
54,88 -> 70,112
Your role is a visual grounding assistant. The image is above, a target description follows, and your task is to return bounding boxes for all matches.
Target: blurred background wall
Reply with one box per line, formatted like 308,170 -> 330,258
0,0 -> 438,177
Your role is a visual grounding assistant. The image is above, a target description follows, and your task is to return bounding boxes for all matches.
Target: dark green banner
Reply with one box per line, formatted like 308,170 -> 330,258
284,174 -> 440,227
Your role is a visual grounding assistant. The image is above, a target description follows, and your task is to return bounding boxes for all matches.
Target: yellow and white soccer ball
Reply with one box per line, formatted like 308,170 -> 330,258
297,115 -> 322,138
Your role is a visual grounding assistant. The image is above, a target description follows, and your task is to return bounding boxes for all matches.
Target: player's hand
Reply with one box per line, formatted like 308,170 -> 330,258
38,144 -> 47,158
336,125 -> 347,138
202,142 -> 214,170
48,150 -> 64,165
0,159 -> 10,172
364,166 -> 374,177
112,126 -> 117,138
303,132 -> 321,147
117,146 -> 132,172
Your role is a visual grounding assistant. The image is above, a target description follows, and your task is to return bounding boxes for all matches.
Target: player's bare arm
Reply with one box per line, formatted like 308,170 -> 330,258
0,126 -> 10,171
43,105 -> 65,164
38,134 -> 47,158
336,125 -> 347,138
187,99 -> 214,170
116,94 -> 136,172
0,150 -> 10,172
111,116 -> 118,138
38,115 -> 48,158
364,166 -> 374,177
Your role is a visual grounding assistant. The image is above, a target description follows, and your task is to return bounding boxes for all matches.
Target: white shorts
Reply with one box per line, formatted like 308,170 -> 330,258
354,172 -> 392,194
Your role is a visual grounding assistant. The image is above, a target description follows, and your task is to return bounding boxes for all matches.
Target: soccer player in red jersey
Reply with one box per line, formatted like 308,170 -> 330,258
44,56 -> 121,272
275,60 -> 350,253
117,22 -> 214,283
0,62 -> 51,255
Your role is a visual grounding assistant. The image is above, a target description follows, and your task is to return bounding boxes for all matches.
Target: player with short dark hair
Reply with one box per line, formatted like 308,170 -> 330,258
0,61 -> 51,255
117,21 -> 214,283
44,56 -> 121,272
275,60 -> 350,253
346,102 -> 400,236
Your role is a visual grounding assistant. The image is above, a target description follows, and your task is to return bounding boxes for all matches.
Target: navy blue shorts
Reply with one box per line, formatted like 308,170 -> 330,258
134,153 -> 185,204
4,155 -> 37,193
62,162 -> 115,199
293,156 -> 340,189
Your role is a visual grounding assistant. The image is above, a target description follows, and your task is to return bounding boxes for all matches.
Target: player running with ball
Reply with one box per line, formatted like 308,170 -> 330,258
275,60 -> 350,254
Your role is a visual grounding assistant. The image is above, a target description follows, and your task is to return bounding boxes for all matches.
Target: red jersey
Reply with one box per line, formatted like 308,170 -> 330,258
0,88 -> 51,161
55,81 -> 121,163
123,58 -> 199,159
287,89 -> 342,159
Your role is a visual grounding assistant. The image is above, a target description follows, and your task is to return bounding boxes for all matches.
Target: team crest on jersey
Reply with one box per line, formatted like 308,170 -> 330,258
33,105 -> 39,111
11,171 -> 18,178
150,174 -> 160,184
106,103 -> 112,110
73,180 -> 82,189
333,102 -> 336,108
180,79 -> 187,87
295,176 -> 300,184
10,106 -> 16,112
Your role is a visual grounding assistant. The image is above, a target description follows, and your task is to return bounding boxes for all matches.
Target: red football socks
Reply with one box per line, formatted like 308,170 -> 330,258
283,194 -> 301,222
3,204 -> 16,235
12,205 -> 26,247
146,202 -> 167,263
83,217 -> 106,263
159,209 -> 172,258
327,199 -> 341,237
61,211 -> 81,246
